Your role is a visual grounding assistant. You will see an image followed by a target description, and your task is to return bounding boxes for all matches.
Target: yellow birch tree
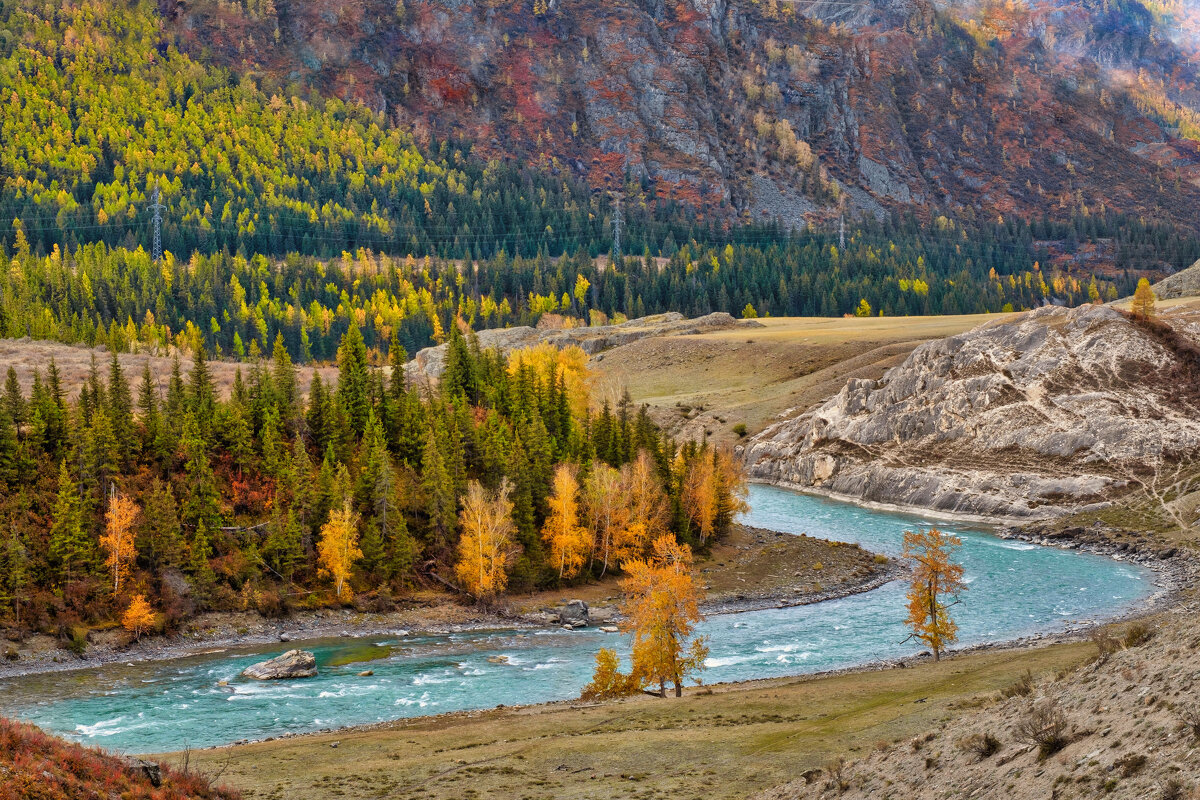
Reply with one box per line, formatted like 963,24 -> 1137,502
100,494 -> 139,594
542,464 -> 590,579
122,594 -> 156,641
583,464 -> 630,575
318,503 -> 362,600
455,479 -> 521,601
1131,277 -> 1156,320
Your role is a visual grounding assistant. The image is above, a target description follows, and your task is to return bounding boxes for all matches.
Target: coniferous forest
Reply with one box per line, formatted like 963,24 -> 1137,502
0,326 -> 745,637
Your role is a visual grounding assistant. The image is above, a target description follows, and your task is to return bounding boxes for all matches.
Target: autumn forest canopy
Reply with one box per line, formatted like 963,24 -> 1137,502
3,0 -> 1200,363
0,325 -> 747,636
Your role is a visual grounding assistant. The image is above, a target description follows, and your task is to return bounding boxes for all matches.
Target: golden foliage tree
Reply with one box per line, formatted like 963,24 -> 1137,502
455,479 -> 521,601
542,463 -> 590,579
1132,277 -> 1156,320
620,535 -> 708,697
121,594 -> 156,641
682,452 -> 718,545
100,494 -> 139,594
508,343 -> 592,419
619,450 -> 670,557
583,464 -> 631,575
902,527 -> 967,661
318,503 -> 363,600
580,647 -> 639,701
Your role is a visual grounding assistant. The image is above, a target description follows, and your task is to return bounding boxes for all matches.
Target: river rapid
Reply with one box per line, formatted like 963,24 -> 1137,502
0,484 -> 1156,754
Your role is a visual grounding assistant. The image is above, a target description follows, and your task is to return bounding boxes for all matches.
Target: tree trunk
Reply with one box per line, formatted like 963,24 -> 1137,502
674,681 -> 682,698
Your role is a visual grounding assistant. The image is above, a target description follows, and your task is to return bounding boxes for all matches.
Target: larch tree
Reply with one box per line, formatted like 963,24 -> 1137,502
100,492 -> 139,594
542,463 -> 590,579
122,594 -> 156,641
317,502 -> 362,600
1131,277 -> 1156,320
620,534 -> 708,697
682,450 -> 718,545
455,479 -> 521,601
901,527 -> 967,661
582,463 -> 630,575
619,450 -> 670,557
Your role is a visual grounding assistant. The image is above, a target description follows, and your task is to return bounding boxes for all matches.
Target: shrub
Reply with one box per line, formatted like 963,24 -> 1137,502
958,732 -> 1001,760
1122,622 -> 1154,648
1090,627 -> 1120,662
1014,699 -> 1069,759
1001,670 -> 1035,698
61,626 -> 88,657
1177,704 -> 1200,739
1116,753 -> 1147,777
580,648 -> 640,701
732,422 -> 748,437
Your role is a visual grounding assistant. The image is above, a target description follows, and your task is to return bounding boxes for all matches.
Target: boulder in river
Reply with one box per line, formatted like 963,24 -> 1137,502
558,599 -> 589,627
241,649 -> 318,680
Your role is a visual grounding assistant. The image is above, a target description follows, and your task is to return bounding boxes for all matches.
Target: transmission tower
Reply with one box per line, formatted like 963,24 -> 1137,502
149,184 -> 165,263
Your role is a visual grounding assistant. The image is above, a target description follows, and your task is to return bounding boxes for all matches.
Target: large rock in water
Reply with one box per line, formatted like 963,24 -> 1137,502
241,649 -> 318,680
742,304 -> 1200,520
558,599 -> 589,627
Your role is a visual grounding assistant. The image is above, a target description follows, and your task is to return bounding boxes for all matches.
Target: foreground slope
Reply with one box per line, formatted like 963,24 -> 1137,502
0,718 -> 238,800
743,302 -> 1200,519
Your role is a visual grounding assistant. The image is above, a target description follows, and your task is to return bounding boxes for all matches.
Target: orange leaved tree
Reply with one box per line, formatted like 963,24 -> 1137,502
455,479 -> 521,601
901,527 -> 967,661
121,594 -> 156,641
100,493 -> 139,594
617,450 -> 670,558
318,502 -> 362,600
620,535 -> 708,697
1131,277 -> 1156,320
542,463 -> 590,580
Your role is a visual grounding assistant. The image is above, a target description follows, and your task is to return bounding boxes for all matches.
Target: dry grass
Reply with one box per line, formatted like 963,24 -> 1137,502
0,339 -> 337,400
172,642 -> 1091,800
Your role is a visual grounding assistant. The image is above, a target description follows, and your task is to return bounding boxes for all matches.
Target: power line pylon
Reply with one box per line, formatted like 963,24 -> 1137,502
149,183 -> 165,263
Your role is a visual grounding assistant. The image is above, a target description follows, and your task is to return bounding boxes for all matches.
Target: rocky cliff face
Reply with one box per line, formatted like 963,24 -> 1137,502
742,304 -> 1200,520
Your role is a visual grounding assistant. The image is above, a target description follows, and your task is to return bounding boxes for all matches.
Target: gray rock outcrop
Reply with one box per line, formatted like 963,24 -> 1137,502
1151,259 -> 1200,300
743,304 -> 1200,520
241,649 -> 318,680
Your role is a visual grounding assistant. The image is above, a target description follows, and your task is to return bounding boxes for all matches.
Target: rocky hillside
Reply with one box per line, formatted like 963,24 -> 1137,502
1153,259 -> 1200,300
742,302 -> 1200,520
165,0 -> 1200,234
754,588 -> 1200,800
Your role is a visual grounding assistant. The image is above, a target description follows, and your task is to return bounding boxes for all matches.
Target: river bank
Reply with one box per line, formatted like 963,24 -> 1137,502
0,523 -> 888,681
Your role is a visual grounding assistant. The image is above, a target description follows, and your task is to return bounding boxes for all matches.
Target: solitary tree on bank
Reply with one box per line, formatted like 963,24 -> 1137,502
902,527 -> 967,661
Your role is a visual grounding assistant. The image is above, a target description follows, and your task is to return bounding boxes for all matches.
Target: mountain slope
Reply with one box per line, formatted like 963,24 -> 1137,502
165,0 -> 1200,231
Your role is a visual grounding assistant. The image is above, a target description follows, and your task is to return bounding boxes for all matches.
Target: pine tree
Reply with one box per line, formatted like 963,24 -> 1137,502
137,363 -> 160,453
272,332 -> 297,428
420,425 -> 457,552
107,351 -> 134,461
139,478 -> 183,572
189,344 -> 216,437
180,414 -> 222,532
48,460 -> 94,584
3,366 -> 25,437
335,325 -> 370,437
0,530 -> 30,624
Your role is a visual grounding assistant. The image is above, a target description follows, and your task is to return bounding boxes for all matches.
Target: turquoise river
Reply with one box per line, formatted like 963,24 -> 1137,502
0,484 -> 1156,754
